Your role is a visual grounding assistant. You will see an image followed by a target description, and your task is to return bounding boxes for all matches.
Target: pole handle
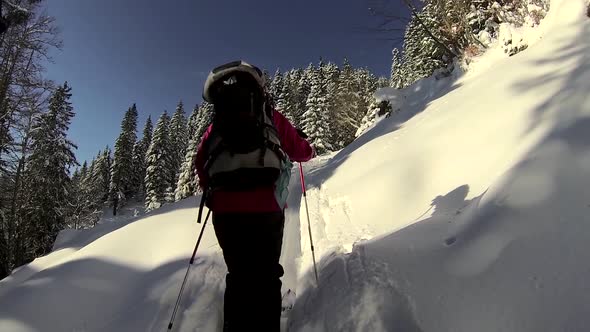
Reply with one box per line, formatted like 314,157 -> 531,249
196,189 -> 208,224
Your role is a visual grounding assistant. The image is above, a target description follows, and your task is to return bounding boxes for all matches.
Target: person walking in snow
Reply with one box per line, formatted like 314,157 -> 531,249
194,61 -> 315,331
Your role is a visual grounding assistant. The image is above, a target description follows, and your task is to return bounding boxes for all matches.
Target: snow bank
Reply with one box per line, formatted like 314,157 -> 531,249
290,0 -> 590,331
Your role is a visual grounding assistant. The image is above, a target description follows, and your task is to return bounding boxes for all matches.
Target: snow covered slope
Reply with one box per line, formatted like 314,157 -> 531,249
0,197 -> 227,332
289,0 -> 590,331
1,0 -> 589,331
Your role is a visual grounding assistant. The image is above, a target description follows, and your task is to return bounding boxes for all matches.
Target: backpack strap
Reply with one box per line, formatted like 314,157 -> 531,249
203,132 -> 224,173
266,140 -> 287,161
258,145 -> 267,166
258,103 -> 269,166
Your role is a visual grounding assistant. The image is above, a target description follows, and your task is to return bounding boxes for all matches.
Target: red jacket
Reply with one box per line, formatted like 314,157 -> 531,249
194,109 -> 314,213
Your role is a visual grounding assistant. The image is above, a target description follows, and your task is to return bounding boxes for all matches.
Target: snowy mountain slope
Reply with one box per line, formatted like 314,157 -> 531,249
1,0 -> 590,331
0,197 -> 226,332
289,0 -> 590,331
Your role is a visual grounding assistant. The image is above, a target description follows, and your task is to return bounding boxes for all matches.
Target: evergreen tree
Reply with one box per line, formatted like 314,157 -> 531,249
111,104 -> 138,205
145,111 -> 172,211
334,58 -> 361,147
295,66 -> 313,125
401,4 -> 448,86
79,161 -> 89,184
321,61 -> 341,147
377,76 -> 389,89
72,168 -> 81,183
301,66 -> 333,154
175,104 -> 213,201
80,157 -> 101,227
91,147 -> 112,207
355,68 -> 379,125
195,102 -> 214,139
187,104 -> 200,141
262,70 -> 272,92
272,68 -> 301,122
277,74 -> 296,123
21,82 -> 78,258
390,48 -> 405,88
269,69 -> 283,99
85,157 -> 98,193
76,161 -> 92,225
282,69 -> 302,126
67,168 -> 85,230
168,101 -> 188,190
132,116 -> 153,198
82,153 -> 101,225
175,137 -> 199,201
292,69 -> 307,126
72,148 -> 111,228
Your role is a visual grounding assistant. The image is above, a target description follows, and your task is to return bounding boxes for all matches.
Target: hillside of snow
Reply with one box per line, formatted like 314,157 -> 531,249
1,0 -> 590,331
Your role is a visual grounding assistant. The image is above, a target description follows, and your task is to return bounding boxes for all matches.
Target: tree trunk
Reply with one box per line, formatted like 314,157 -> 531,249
113,196 -> 118,216
0,217 -> 9,279
0,30 -> 25,165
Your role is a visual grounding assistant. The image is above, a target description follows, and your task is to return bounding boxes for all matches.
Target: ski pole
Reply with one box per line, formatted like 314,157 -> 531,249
299,162 -> 319,285
168,191 -> 211,331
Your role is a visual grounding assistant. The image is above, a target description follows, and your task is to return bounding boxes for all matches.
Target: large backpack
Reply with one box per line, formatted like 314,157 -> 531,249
202,63 -> 287,191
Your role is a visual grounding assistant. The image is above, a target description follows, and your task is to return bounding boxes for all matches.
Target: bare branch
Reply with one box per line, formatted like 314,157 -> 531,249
399,0 -> 458,58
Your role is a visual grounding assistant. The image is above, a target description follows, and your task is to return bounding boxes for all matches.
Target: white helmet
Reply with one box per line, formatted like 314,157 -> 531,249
203,60 -> 266,103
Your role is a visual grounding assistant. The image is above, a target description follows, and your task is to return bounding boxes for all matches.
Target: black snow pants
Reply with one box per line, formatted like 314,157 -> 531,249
212,211 -> 285,332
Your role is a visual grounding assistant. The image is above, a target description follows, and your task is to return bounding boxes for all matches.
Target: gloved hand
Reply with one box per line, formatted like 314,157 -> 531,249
296,128 -> 308,139
311,146 -> 317,158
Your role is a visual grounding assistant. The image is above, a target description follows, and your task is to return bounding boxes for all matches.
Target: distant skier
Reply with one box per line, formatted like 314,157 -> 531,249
194,61 -> 314,331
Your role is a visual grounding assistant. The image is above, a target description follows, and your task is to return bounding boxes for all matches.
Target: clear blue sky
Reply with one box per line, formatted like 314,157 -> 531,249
43,0 -> 404,165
